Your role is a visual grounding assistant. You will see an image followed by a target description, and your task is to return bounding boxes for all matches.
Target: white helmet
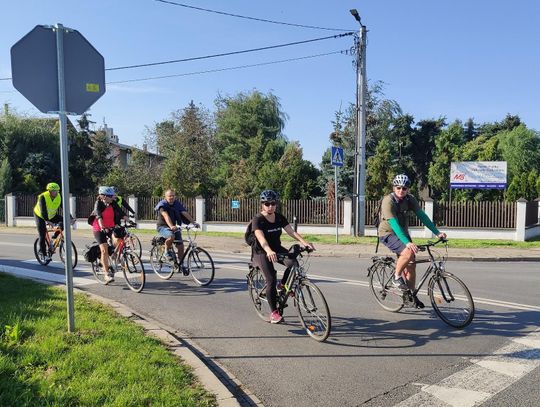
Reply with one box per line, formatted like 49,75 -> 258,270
393,174 -> 411,187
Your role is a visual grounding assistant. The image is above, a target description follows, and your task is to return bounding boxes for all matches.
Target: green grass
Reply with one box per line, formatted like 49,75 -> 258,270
196,230 -> 540,248
0,274 -> 216,407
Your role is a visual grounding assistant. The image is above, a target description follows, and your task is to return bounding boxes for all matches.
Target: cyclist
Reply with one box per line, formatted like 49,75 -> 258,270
90,186 -> 129,284
111,186 -> 136,217
155,189 -> 199,265
378,174 -> 446,308
33,182 -> 75,261
251,189 -> 315,324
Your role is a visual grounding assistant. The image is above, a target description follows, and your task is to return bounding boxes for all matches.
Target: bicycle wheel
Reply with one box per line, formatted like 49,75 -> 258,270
428,272 -> 475,328
369,263 -> 404,312
59,239 -> 78,269
247,267 -> 271,322
33,237 -> 51,265
91,259 -> 110,285
150,244 -> 175,279
121,252 -> 145,293
295,280 -> 331,342
124,233 -> 142,258
187,247 -> 215,286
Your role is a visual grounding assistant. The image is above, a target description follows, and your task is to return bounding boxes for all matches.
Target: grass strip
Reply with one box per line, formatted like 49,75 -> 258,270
0,273 -> 216,406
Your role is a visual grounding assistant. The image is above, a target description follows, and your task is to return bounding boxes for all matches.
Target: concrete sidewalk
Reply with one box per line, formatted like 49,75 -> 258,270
3,226 -> 540,262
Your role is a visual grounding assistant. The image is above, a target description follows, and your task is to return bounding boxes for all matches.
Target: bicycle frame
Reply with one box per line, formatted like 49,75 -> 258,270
45,225 -> 63,253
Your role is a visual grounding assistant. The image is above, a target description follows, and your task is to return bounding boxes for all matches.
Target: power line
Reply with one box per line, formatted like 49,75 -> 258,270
108,50 -> 349,84
107,32 -> 353,71
154,0 -> 352,32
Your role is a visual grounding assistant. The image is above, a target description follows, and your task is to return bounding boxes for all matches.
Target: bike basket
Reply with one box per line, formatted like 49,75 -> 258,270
151,236 -> 166,246
113,226 -> 126,239
84,244 -> 101,263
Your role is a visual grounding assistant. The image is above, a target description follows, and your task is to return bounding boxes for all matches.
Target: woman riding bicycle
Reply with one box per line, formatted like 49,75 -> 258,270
251,189 -> 314,324
90,186 -> 129,284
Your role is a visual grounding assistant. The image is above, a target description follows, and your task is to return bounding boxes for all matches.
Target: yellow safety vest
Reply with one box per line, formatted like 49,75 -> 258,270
116,196 -> 123,207
33,191 -> 61,220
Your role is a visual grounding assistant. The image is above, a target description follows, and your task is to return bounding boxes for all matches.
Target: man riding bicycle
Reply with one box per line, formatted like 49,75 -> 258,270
155,189 -> 199,265
33,182 -> 75,261
378,174 -> 446,308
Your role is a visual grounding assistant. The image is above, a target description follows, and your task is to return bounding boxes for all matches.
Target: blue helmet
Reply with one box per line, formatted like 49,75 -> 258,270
98,186 -> 115,196
260,189 -> 278,202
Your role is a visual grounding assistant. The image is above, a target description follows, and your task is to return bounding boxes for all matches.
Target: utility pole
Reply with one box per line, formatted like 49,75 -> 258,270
350,9 -> 367,236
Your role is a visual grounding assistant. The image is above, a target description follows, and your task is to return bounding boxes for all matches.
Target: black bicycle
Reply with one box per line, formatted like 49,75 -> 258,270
367,238 -> 475,328
247,244 -> 331,342
150,225 -> 215,286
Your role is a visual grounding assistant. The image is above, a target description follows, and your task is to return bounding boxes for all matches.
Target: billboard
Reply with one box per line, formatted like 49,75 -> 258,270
450,161 -> 507,189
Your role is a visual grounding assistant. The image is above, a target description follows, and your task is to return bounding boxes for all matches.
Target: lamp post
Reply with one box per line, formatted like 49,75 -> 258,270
350,9 -> 367,236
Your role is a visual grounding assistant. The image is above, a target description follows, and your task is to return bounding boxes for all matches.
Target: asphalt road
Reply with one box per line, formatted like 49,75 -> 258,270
1,232 -> 539,407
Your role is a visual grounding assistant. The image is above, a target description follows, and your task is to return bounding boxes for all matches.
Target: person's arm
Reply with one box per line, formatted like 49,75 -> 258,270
94,200 -> 107,231
160,208 -> 177,231
387,218 -> 411,244
39,196 -> 51,222
254,229 -> 277,262
181,211 -> 199,227
283,224 -> 315,250
415,209 -> 440,235
122,199 -> 136,215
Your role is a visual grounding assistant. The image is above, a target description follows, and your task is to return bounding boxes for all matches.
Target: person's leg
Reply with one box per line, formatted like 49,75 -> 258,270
35,216 -> 48,256
254,253 -> 278,312
174,230 -> 185,262
381,234 -> 413,291
51,214 -> 63,239
158,227 -> 175,259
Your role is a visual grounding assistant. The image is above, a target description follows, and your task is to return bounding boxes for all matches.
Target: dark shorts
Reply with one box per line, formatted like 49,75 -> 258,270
93,229 -> 112,245
380,234 -> 410,255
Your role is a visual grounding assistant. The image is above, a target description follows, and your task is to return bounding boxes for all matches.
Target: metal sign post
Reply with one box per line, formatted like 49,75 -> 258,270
55,24 -> 75,332
331,147 -> 344,244
11,24 -> 106,333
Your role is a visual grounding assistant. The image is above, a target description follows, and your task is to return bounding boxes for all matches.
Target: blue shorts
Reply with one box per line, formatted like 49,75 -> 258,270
380,234 -> 410,255
157,226 -> 183,243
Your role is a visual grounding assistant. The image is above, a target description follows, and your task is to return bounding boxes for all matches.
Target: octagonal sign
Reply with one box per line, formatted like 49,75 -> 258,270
11,25 -> 105,115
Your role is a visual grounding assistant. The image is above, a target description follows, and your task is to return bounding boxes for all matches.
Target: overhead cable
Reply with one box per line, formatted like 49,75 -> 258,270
154,0 -> 352,32
108,50 -> 348,84
107,32 -> 354,71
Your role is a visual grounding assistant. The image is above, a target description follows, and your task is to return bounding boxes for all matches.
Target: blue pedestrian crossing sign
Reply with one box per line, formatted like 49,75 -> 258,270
231,200 -> 240,209
331,146 -> 344,167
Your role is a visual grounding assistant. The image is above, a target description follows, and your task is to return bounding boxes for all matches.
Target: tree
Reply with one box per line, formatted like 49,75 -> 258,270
90,130 -> 113,188
153,101 -> 215,197
69,114 -> 96,194
428,121 -> 465,200
0,157 -> 12,197
366,138 -> 396,199
213,90 -> 288,197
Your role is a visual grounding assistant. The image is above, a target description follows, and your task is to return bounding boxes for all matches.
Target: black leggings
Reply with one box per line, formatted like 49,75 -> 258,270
35,215 -> 63,255
252,248 -> 295,312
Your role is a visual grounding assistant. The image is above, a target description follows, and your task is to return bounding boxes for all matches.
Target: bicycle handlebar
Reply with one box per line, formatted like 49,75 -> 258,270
276,244 -> 313,261
416,238 -> 447,252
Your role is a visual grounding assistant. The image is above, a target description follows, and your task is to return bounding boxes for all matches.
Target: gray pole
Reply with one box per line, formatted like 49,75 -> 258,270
55,23 -> 75,332
335,165 -> 339,244
357,24 -> 367,236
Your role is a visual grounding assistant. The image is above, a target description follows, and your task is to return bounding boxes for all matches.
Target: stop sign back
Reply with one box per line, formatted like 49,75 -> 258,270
11,25 -> 105,115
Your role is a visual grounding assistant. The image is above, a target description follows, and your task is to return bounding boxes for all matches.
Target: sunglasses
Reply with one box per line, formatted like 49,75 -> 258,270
395,186 -> 409,191
263,201 -> 277,207
103,194 -> 114,198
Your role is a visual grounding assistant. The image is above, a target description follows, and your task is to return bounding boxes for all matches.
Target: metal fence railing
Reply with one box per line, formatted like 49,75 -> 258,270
434,201 -> 516,229
205,198 -> 344,225
7,194 -> 528,230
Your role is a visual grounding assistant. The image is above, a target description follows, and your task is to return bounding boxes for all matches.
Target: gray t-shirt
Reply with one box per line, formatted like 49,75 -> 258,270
378,193 -> 421,236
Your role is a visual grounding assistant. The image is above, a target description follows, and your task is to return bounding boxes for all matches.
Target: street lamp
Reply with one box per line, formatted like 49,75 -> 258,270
350,9 -> 367,236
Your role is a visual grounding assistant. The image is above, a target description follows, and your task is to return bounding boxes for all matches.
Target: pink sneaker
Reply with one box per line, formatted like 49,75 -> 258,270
270,310 -> 283,324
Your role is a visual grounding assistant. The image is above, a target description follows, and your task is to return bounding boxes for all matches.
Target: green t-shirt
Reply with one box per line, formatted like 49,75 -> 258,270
377,193 -> 421,237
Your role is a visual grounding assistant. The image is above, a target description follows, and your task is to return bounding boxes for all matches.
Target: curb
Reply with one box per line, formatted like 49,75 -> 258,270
0,264 -> 261,407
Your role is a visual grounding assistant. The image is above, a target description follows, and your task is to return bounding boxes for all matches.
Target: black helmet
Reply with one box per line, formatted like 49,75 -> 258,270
392,174 -> 411,187
260,189 -> 278,202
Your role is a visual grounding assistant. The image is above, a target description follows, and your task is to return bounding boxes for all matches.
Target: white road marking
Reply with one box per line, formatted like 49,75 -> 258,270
395,329 -> 540,406
0,264 -> 97,286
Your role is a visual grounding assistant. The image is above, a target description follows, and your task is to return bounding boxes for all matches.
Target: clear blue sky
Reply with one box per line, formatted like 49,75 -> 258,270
1,1 -> 539,166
